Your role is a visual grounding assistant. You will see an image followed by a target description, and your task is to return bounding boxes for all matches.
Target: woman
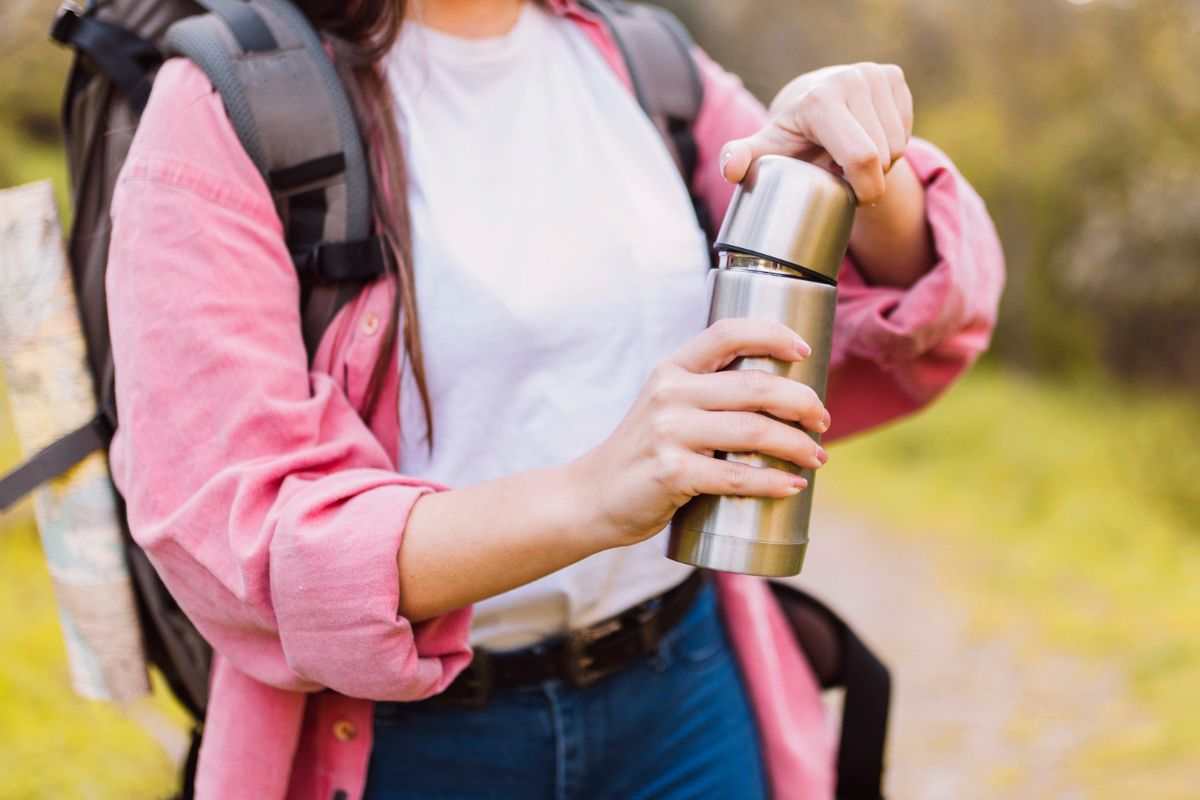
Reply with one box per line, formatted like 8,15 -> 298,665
107,0 -> 1004,796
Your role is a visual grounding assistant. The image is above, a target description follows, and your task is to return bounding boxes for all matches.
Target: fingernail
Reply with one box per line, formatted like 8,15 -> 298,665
720,151 -> 732,181
794,336 -> 811,359
789,475 -> 809,490
816,446 -> 828,465
822,409 -> 832,430
811,415 -> 829,434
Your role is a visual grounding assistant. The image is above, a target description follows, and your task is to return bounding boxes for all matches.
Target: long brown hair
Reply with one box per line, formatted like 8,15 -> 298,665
295,0 -> 433,446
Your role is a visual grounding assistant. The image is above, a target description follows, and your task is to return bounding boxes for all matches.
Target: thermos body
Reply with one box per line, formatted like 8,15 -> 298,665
667,156 -> 855,577
667,255 -> 837,576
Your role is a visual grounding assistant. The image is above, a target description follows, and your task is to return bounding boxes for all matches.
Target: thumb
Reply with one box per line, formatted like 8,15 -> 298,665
719,130 -> 775,183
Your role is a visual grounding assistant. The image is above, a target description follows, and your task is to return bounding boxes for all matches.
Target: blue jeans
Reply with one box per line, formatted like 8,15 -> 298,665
365,582 -> 767,799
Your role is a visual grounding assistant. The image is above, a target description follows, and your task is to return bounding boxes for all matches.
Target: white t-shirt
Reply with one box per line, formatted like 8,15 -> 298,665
388,1 -> 709,651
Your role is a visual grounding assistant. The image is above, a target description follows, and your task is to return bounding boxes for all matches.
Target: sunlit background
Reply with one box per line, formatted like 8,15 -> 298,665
1,0 -> 1197,797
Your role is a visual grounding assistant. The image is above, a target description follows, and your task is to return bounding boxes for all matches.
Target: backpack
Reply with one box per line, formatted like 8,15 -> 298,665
1,1 -> 888,797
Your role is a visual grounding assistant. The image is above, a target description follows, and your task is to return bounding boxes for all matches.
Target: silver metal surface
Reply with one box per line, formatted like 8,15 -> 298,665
668,260 -> 838,576
666,531 -> 808,578
722,253 -> 807,278
668,156 -> 855,576
716,155 -> 856,282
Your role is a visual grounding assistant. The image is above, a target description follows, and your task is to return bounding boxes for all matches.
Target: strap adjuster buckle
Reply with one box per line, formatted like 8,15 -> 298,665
291,236 -> 390,286
50,1 -> 84,44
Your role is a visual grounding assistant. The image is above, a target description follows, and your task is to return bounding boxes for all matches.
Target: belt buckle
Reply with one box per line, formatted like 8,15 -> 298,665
445,650 -> 494,710
633,603 -> 660,654
563,619 -> 621,689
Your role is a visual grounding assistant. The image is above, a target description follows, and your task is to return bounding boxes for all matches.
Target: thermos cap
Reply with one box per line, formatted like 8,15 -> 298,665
715,156 -> 856,282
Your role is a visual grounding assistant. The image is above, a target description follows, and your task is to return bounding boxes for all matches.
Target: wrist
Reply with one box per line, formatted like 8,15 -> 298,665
848,155 -> 934,287
559,452 -> 635,552
552,456 -> 620,556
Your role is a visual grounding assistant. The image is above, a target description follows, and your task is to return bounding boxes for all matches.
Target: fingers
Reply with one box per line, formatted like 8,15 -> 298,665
842,67 -> 891,166
675,409 -> 826,470
668,318 -> 810,374
807,64 -> 910,203
684,452 -> 808,500
721,62 -> 914,204
683,368 -> 829,432
809,102 -> 886,204
885,64 -> 914,142
865,64 -> 908,169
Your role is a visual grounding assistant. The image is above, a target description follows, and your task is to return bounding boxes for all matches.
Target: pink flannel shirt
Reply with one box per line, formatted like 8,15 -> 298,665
106,2 -> 1005,797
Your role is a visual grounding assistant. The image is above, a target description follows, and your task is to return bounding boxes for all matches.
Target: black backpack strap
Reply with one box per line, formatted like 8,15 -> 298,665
164,0 -> 386,359
125,545 -> 213,718
579,0 -> 714,242
769,581 -> 891,800
0,407 -> 113,512
176,723 -> 204,800
837,618 -> 891,800
50,4 -> 164,115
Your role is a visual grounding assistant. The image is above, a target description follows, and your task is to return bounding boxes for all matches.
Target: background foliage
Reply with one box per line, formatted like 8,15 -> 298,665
1,0 -> 1197,797
659,0 -> 1200,385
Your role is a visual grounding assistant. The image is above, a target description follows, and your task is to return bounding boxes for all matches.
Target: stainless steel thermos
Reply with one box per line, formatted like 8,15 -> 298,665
667,155 -> 856,577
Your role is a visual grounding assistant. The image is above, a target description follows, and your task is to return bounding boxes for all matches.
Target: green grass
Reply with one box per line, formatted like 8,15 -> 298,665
823,366 -> 1200,797
0,373 -> 182,799
0,525 -> 181,799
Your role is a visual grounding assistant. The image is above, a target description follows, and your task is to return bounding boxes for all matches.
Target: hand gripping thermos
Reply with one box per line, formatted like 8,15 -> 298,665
667,155 -> 856,577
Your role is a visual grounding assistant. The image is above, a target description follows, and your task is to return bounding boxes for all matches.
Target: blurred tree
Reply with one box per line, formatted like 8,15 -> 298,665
0,0 -> 71,193
1,0 -> 1198,389
660,0 -> 1200,389
1061,163 -> 1200,385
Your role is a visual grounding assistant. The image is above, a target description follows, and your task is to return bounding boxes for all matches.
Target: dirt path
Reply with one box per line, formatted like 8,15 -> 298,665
786,505 -> 1144,800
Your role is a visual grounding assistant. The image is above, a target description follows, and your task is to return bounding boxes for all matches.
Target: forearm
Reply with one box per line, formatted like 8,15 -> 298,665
847,156 -> 934,288
396,461 -> 602,622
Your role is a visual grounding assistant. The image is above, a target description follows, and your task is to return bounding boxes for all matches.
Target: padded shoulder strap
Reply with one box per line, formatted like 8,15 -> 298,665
579,1 -> 702,176
578,0 -> 712,241
164,0 -> 385,359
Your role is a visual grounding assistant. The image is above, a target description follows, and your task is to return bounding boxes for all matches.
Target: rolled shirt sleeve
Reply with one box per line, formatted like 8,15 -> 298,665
107,59 -> 472,700
690,48 -> 1005,440
827,138 -> 1006,436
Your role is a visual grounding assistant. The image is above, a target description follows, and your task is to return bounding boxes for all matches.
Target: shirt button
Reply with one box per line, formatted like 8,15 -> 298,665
361,312 -> 380,336
332,719 -> 357,742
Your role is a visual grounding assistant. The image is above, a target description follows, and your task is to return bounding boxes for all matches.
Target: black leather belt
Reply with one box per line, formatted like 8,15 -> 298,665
434,569 -> 708,709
